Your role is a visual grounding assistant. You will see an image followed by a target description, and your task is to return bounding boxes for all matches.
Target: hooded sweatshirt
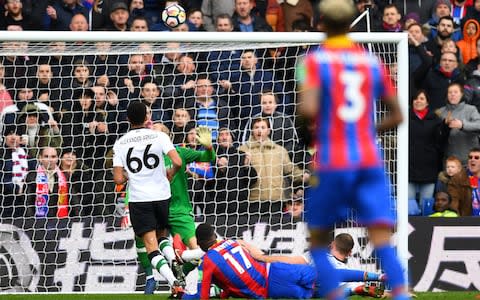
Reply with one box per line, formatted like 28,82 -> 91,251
456,18 -> 480,63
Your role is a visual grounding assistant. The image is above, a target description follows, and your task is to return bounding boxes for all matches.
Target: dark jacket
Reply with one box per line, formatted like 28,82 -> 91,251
232,13 -> 273,32
409,109 -> 449,183
421,66 -> 465,111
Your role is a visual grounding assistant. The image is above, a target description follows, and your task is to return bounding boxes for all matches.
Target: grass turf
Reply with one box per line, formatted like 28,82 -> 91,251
0,292 -> 479,300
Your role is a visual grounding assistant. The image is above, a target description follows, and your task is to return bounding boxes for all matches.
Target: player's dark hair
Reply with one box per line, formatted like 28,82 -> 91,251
334,233 -> 354,256
127,101 -> 147,126
196,223 -> 216,242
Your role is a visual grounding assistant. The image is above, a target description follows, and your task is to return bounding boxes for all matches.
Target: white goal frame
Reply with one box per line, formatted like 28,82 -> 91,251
0,30 -> 409,284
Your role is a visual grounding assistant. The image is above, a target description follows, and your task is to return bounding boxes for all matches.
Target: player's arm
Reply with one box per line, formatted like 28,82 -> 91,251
166,148 -> 182,180
200,258 -> 214,300
112,167 -> 128,185
297,56 -> 319,122
376,95 -> 403,133
297,57 -> 319,147
238,240 -> 307,264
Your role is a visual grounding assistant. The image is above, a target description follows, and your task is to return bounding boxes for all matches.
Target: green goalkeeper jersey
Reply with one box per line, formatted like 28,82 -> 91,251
164,146 -> 215,215
123,146 -> 215,214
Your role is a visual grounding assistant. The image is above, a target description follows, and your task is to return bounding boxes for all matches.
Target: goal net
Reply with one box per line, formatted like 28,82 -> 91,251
0,31 -> 408,293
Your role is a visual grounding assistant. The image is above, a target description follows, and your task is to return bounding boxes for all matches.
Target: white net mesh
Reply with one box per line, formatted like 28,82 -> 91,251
0,33 -> 407,293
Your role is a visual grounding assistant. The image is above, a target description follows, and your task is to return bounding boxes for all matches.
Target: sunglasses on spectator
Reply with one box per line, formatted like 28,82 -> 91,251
468,155 -> 480,160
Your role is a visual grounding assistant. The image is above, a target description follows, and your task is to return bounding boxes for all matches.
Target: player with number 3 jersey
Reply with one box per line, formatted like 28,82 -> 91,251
297,0 -> 408,299
112,102 -> 185,297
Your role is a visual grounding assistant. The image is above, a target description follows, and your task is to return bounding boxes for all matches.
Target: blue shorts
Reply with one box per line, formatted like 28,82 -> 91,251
267,262 -> 316,299
306,167 -> 394,228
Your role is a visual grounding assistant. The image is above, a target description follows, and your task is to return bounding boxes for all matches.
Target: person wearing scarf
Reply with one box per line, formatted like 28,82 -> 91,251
467,148 -> 480,215
409,90 -> 450,211
381,4 -> 403,32
436,82 -> 480,165
25,147 -> 69,218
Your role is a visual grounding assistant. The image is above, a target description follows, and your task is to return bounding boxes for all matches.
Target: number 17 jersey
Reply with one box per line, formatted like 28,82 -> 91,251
300,41 -> 395,170
112,128 -> 175,202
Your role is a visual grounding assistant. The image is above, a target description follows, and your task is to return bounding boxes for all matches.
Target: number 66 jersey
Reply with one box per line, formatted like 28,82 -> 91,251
112,128 -> 175,202
298,41 -> 396,171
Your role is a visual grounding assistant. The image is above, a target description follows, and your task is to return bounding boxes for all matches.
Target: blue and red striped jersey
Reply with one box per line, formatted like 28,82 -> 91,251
300,37 -> 395,170
199,239 -> 268,299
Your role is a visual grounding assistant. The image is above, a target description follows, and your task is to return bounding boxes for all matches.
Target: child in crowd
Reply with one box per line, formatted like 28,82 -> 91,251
436,156 -> 471,215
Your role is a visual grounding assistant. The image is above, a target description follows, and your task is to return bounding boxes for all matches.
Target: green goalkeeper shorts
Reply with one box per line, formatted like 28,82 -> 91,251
169,213 -> 195,245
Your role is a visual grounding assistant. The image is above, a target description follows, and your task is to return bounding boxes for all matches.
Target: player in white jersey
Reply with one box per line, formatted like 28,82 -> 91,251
112,101 -> 184,297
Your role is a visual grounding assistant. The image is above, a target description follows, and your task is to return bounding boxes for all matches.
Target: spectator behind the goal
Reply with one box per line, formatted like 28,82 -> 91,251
130,15 -> 149,31
241,90 -> 302,163
59,148 -> 95,216
220,49 -> 289,128
16,103 -> 62,160
350,0 -> 382,32
160,54 -> 197,100
201,0 -> 235,31
183,75 -> 235,140
60,59 -> 94,104
457,19 -> 480,64
420,52 -> 465,111
139,80 -> 172,127
238,117 -> 308,210
0,78 -> 54,140
206,14 -> 241,82
0,126 -> 34,218
69,12 -> 89,31
1,40 -> 32,91
436,82 -> 480,165
232,0 -> 273,32
46,0 -> 89,31
214,126 -> 257,214
61,89 -> 109,172
466,147 -> 480,215
409,90 -> 449,209
282,187 -> 304,222
436,156 -> 471,215
188,9 -> 207,31
171,109 -> 194,145
0,0 -> 34,30
429,191 -> 459,217
25,146 -> 80,218
380,4 -> 403,32
106,1 -> 130,31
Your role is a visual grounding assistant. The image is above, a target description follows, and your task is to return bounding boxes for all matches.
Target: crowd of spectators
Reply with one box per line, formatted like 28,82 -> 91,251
1,0 -> 480,221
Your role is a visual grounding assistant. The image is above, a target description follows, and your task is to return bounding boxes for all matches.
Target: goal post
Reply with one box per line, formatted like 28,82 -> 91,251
0,31 -> 408,293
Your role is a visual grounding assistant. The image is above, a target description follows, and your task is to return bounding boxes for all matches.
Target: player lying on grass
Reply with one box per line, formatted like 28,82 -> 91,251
240,233 -> 387,298
122,122 -> 215,294
183,223 -> 317,299
176,230 -> 387,298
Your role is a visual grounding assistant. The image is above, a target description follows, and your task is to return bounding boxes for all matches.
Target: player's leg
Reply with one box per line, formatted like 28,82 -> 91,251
267,262 -> 316,299
134,236 -> 157,294
157,228 -> 176,266
355,167 -> 409,300
306,170 -> 350,300
130,201 -> 182,296
336,269 -> 384,282
170,214 -> 205,263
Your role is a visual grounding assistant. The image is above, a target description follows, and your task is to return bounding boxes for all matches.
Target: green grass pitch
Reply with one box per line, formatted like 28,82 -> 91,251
0,292 -> 479,300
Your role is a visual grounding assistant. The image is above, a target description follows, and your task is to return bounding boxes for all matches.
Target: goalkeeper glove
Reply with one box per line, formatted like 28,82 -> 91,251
121,206 -> 132,230
196,126 -> 213,150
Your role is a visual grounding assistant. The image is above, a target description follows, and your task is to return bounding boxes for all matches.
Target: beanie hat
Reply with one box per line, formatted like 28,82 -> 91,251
404,12 -> 421,24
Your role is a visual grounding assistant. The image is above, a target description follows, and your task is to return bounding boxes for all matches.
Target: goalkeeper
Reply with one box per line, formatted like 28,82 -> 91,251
122,124 -> 215,294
